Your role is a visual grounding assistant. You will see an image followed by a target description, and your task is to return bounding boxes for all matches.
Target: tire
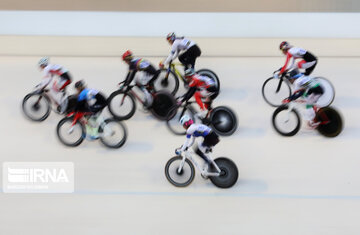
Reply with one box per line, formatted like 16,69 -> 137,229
209,158 -> 238,189
196,69 -> 220,99
107,90 -> 136,120
165,156 -> 195,187
262,77 -> 291,107
313,77 -> 335,107
155,69 -> 180,95
316,107 -> 343,137
150,91 -> 176,121
208,106 -> 238,136
99,119 -> 127,148
272,105 -> 301,136
166,105 -> 195,135
56,117 -> 85,147
22,93 -> 51,121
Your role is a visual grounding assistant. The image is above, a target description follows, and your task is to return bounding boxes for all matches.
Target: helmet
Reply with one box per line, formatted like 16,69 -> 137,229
38,57 -> 49,66
279,41 -> 291,51
122,50 -> 133,61
74,80 -> 85,89
166,32 -> 176,42
184,68 -> 195,78
180,115 -> 193,127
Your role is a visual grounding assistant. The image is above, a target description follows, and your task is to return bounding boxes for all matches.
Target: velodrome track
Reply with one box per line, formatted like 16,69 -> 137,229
1,54 -> 360,234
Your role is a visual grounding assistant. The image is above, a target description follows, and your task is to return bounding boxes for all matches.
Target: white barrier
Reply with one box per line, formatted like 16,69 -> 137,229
1,36 -> 360,57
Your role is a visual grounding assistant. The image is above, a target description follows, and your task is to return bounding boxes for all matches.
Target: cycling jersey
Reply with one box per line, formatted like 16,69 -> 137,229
164,38 -> 196,65
180,124 -> 212,152
189,74 -> 215,89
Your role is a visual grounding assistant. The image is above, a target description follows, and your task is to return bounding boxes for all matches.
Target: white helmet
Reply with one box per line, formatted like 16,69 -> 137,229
180,115 -> 193,126
38,57 -> 49,66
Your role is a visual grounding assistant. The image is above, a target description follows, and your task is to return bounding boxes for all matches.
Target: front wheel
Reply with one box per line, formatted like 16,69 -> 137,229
150,91 -> 176,120
316,107 -> 343,137
22,93 -> 51,121
99,119 -> 127,148
313,77 -> 335,107
196,69 -> 220,99
165,156 -> 195,187
107,90 -> 136,120
262,77 -> 291,107
154,69 -> 180,95
208,106 -> 238,136
56,117 -> 85,147
166,105 -> 195,135
272,105 -> 301,136
209,158 -> 238,188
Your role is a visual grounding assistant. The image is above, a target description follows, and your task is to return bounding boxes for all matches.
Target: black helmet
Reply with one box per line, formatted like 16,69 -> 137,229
75,80 -> 85,89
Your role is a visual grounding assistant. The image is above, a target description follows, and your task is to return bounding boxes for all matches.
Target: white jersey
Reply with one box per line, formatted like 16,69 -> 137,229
42,64 -> 68,78
288,47 -> 307,59
164,38 -> 196,65
293,75 -> 319,92
180,124 -> 212,151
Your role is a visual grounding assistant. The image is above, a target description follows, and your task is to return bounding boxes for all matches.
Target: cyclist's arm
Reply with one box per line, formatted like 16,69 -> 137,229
288,89 -> 305,101
164,41 -> 180,66
124,70 -> 136,86
181,133 -> 195,152
279,53 -> 292,74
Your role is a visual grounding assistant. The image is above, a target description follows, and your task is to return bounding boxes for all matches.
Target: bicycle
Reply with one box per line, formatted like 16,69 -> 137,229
155,61 -> 220,96
107,81 -> 176,121
166,100 -> 238,136
165,149 -> 238,188
22,85 -> 77,122
56,111 -> 127,148
262,69 -> 335,107
272,99 -> 343,137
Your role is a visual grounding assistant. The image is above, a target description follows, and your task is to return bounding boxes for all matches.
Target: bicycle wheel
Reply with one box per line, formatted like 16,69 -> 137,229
209,158 -> 238,189
166,105 -> 195,135
150,91 -> 176,120
107,90 -> 136,120
313,77 -> 335,107
209,106 -> 238,136
165,156 -> 195,187
99,119 -> 127,148
272,105 -> 301,136
56,117 -> 85,147
154,69 -> 180,95
262,77 -> 291,107
316,107 -> 343,137
196,69 -> 220,99
22,93 -> 51,121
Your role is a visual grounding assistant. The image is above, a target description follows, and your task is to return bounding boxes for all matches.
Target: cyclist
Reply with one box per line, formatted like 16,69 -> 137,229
122,50 -> 160,108
282,69 -> 324,128
74,80 -> 107,139
175,115 -> 220,169
37,57 -> 72,113
178,68 -> 218,118
277,41 -> 318,77
159,32 -> 201,71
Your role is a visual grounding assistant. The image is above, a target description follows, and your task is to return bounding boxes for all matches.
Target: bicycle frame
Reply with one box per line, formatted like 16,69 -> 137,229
119,84 -> 146,106
178,151 -> 221,177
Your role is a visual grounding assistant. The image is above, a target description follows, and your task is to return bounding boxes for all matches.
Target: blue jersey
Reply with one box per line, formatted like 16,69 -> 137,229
78,88 -> 99,102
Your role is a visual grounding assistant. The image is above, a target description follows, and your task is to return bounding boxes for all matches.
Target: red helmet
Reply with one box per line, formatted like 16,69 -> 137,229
166,32 -> 176,42
122,50 -> 133,61
279,41 -> 291,51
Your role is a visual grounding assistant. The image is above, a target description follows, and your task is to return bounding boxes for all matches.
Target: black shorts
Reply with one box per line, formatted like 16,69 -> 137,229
89,93 -> 107,113
203,131 -> 219,147
60,72 -> 72,82
308,85 -> 324,96
303,51 -> 317,62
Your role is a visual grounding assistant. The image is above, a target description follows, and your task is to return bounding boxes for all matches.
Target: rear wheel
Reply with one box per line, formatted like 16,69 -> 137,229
22,93 -> 51,121
99,119 -> 127,148
316,107 -> 343,137
209,106 -> 238,136
107,90 -> 136,120
272,105 -> 301,136
165,156 -> 195,187
262,77 -> 291,107
56,117 -> 85,147
155,69 -> 180,95
150,91 -> 176,120
209,158 -> 238,188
